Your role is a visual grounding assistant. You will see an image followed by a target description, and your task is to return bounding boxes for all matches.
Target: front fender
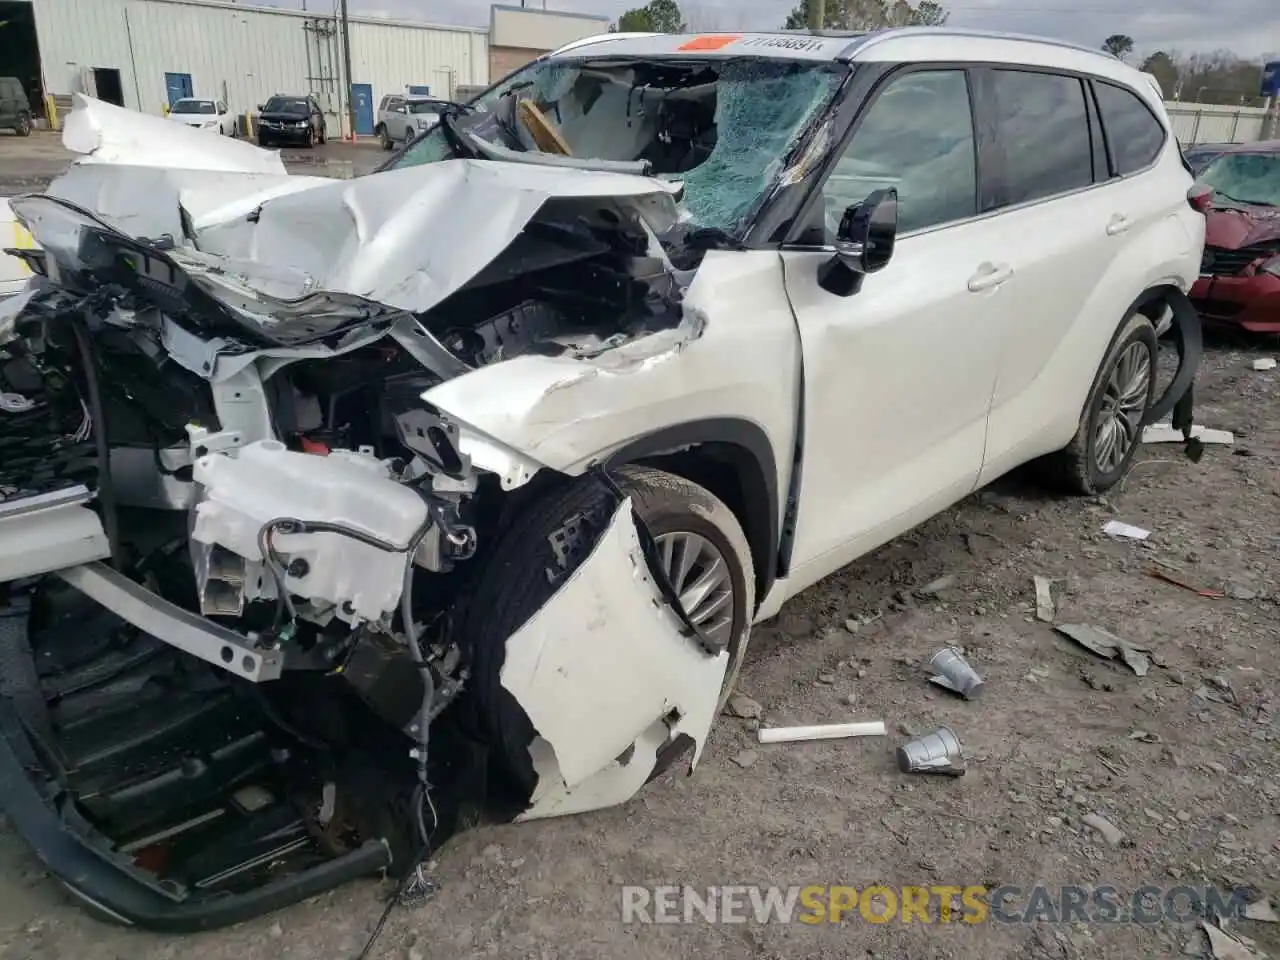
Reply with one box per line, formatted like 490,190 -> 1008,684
422,248 -> 801,538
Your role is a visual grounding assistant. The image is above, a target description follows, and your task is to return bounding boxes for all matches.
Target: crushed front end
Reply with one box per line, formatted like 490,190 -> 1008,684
0,130 -> 734,928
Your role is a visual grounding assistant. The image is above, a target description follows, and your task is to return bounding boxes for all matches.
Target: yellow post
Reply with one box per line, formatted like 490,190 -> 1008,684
45,94 -> 58,131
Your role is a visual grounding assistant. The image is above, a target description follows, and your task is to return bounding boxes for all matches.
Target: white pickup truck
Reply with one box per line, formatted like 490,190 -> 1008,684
0,198 -> 35,299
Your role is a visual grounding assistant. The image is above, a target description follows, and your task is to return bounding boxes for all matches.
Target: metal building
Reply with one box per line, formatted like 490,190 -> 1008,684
22,0 -> 489,137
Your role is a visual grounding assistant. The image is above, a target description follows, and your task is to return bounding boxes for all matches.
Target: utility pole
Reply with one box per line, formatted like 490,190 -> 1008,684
807,0 -> 826,30
339,0 -> 355,139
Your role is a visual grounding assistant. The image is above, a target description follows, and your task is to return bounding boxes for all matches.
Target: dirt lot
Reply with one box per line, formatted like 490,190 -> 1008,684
1,134 -> 1278,959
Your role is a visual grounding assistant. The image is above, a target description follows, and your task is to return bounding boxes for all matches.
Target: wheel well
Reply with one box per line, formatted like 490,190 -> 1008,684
631,442 -> 774,604
1134,283 -> 1181,325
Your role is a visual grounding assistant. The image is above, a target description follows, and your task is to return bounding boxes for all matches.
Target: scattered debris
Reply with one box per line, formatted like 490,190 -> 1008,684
816,672 -> 836,684
1082,812 -> 1126,847
1148,567 -> 1226,599
726,694 -> 763,720
731,749 -> 759,769
1128,730 -> 1162,743
844,618 -> 860,634
917,575 -> 956,597
897,721 -> 918,737
1253,357 -> 1277,371
1055,623 -> 1153,676
1225,583 -> 1260,601
896,726 -> 965,776
1103,520 -> 1151,541
756,721 -> 887,744
1034,576 -> 1056,622
928,647 -> 986,699
1244,899 -> 1278,923
1080,670 -> 1115,692
1203,920 -> 1266,960
1143,423 -> 1235,445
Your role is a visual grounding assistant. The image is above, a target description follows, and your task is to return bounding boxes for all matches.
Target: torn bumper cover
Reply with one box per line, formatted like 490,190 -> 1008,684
505,495 -> 728,821
0,494 -> 731,926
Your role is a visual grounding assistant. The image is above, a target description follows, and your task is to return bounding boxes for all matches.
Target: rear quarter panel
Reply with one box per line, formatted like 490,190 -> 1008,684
979,103 -> 1203,482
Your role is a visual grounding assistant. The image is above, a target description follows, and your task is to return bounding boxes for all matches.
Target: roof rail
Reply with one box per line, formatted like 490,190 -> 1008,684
852,26 -> 1120,62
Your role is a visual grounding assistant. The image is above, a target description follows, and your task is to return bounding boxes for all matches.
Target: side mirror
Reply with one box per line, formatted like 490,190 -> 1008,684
818,188 -> 898,297
257,103 -> 264,110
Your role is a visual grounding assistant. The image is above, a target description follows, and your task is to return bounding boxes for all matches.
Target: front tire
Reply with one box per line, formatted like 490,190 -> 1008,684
1038,312 -> 1157,494
257,133 -> 271,148
15,113 -> 31,136
377,124 -> 392,150
303,127 -> 314,149
461,465 -> 755,800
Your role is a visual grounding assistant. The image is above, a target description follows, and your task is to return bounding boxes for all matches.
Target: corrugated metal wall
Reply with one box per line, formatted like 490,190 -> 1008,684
1165,102 -> 1273,145
32,0 -> 488,134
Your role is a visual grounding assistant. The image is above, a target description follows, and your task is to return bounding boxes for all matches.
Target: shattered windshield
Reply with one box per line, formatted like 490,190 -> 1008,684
389,57 -> 847,235
1200,152 -> 1280,207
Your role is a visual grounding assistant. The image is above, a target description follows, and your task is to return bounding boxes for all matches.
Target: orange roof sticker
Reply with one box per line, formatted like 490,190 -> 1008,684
677,35 -> 741,51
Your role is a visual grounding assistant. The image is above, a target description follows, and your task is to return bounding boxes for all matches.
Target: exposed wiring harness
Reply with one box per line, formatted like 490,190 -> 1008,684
256,509 -> 449,959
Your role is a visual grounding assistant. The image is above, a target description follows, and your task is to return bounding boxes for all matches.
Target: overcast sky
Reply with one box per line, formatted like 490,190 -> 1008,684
284,0 -> 1279,60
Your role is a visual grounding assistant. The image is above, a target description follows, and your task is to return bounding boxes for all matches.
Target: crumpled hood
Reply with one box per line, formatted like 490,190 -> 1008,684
64,93 -> 283,174
22,95 -> 683,321
1205,205 -> 1280,249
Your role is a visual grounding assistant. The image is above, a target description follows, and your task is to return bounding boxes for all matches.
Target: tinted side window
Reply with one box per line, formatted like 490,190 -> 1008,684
990,70 -> 1093,206
825,70 -> 977,235
1093,81 -> 1166,175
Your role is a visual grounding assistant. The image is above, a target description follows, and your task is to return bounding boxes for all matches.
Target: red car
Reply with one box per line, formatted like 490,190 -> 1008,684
1189,141 -> 1280,333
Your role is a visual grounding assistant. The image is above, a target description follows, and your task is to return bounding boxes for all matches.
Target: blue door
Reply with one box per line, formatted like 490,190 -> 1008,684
164,72 -> 193,108
351,83 -> 374,136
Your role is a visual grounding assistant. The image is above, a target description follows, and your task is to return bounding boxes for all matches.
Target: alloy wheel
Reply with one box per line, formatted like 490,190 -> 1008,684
653,531 -> 736,653
1093,341 -> 1151,474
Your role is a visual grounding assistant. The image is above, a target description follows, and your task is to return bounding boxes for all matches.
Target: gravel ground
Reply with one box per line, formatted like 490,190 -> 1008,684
1,133 -> 1278,959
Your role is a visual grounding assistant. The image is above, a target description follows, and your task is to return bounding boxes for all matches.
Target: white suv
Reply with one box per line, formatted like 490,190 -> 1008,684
0,29 -> 1203,928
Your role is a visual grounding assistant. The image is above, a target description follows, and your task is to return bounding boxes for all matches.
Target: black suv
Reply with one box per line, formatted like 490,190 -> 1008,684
0,77 -> 33,137
256,94 -> 326,148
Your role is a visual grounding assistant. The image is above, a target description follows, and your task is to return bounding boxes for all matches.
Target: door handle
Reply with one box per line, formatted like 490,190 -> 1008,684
1106,214 -> 1131,236
967,262 -> 1013,293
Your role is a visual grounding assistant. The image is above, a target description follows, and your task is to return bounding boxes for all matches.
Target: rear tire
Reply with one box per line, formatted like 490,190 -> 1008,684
1037,312 -> 1157,495
461,466 -> 755,800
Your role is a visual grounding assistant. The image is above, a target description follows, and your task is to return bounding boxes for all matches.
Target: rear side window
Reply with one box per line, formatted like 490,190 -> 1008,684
1093,81 -> 1166,175
990,70 -> 1093,206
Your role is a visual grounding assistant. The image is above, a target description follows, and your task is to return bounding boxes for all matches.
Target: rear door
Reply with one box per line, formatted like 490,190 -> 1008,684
780,67 -> 1007,582
973,67 -> 1130,481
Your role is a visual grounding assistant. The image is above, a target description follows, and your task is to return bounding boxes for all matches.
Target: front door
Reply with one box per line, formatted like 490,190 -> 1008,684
351,83 -> 374,136
164,72 -> 193,108
781,67 -> 1006,589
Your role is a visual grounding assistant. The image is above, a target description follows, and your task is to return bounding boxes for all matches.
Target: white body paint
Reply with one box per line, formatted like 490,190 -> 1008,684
1,28 -> 1203,826
500,499 -> 728,820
